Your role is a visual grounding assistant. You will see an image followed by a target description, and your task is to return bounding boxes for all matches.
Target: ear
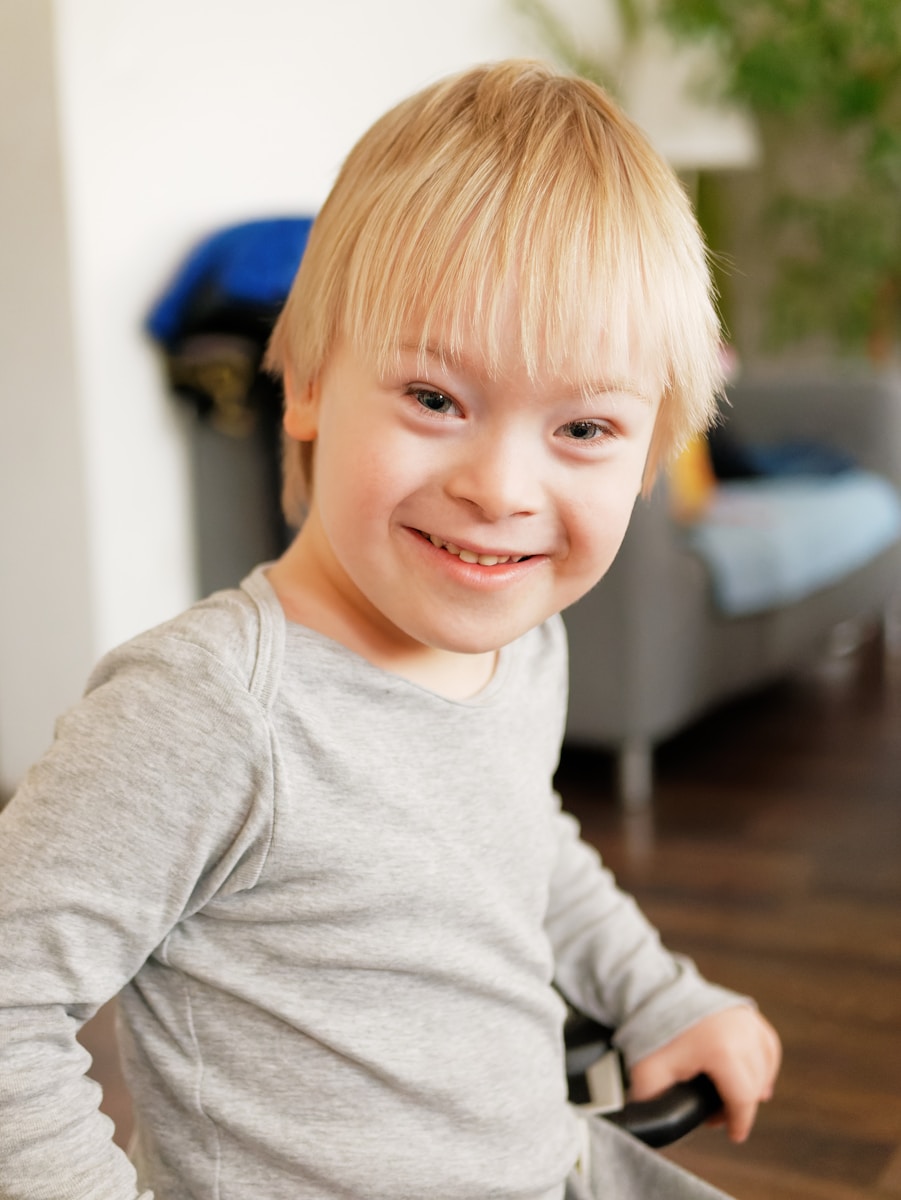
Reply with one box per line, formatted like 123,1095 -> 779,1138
283,371 -> 321,443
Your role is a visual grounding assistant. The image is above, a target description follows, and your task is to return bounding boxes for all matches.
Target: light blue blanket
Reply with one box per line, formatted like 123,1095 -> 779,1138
684,469 -> 901,616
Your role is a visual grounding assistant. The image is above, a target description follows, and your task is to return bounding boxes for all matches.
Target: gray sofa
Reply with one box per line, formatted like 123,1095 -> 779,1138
562,368 -> 901,807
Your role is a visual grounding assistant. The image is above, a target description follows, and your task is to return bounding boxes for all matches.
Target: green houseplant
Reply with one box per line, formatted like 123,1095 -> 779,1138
516,0 -> 901,361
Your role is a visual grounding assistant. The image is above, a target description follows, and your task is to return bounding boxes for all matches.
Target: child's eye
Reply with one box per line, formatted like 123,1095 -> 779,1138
409,387 -> 459,416
558,419 -> 613,442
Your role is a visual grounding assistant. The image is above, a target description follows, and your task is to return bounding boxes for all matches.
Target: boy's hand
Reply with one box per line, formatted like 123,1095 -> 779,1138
628,1006 -> 781,1144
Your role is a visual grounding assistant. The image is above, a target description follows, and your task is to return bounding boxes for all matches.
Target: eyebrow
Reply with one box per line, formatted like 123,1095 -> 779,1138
397,341 -> 653,405
573,381 -> 654,406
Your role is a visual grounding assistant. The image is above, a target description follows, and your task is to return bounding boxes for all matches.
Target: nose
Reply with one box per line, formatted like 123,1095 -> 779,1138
445,430 -> 543,521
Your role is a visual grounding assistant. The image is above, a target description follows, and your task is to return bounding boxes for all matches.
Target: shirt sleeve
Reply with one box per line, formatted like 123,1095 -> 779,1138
0,631 -> 275,1200
544,804 -> 748,1067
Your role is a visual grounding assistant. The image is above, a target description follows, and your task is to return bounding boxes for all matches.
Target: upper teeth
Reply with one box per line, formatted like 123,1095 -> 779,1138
428,533 -> 520,566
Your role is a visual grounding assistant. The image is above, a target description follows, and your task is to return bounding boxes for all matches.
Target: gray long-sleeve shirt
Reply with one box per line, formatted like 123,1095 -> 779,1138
0,568 -> 742,1199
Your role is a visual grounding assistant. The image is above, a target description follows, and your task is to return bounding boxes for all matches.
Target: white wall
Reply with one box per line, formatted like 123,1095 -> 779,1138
2,0 -> 559,789
0,0 -> 96,791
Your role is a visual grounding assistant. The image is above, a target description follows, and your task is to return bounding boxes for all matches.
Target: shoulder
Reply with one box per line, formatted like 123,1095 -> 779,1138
31,574 -> 283,909
508,613 -> 568,686
537,611 -> 568,661
501,614 -> 569,740
86,566 -> 285,714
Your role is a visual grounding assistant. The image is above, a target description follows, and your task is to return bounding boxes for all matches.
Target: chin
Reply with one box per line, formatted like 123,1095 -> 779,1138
418,618 -> 538,657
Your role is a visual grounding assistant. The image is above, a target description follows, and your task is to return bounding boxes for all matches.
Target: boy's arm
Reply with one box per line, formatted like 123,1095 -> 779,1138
545,806 -> 780,1137
0,636 -> 273,1200
0,1006 -> 148,1200
546,807 -> 747,1061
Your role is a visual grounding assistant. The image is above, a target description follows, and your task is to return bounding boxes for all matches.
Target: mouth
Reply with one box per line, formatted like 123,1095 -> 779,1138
416,530 -> 533,567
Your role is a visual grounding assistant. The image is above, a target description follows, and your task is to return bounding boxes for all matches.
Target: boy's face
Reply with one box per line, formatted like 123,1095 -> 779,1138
283,323 -> 660,665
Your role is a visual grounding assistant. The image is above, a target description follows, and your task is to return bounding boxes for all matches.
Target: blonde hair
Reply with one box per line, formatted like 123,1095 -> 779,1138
266,59 -> 723,525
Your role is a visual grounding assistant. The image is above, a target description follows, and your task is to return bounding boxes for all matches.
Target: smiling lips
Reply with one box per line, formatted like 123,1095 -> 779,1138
420,531 -> 531,567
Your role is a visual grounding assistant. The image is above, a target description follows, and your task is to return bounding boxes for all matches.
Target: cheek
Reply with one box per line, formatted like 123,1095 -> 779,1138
315,435 -> 411,548
569,477 -> 641,573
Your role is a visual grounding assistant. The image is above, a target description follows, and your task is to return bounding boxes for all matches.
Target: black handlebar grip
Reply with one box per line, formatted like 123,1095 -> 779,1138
603,1073 -> 723,1148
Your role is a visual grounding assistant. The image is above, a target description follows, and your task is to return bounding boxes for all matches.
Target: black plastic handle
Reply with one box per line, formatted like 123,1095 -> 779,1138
563,1010 -> 723,1148
603,1073 -> 722,1148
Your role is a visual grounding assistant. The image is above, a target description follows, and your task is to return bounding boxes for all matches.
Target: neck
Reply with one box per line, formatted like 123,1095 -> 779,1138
265,538 -> 497,700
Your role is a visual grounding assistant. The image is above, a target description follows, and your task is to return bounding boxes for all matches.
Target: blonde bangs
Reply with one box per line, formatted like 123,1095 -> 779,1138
267,60 -> 723,517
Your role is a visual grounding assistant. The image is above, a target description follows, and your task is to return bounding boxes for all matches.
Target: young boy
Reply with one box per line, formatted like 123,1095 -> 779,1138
0,60 -> 779,1200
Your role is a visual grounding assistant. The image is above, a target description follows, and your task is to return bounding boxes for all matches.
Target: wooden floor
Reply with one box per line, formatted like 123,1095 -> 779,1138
80,630 -> 901,1197
557,630 -> 901,1199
